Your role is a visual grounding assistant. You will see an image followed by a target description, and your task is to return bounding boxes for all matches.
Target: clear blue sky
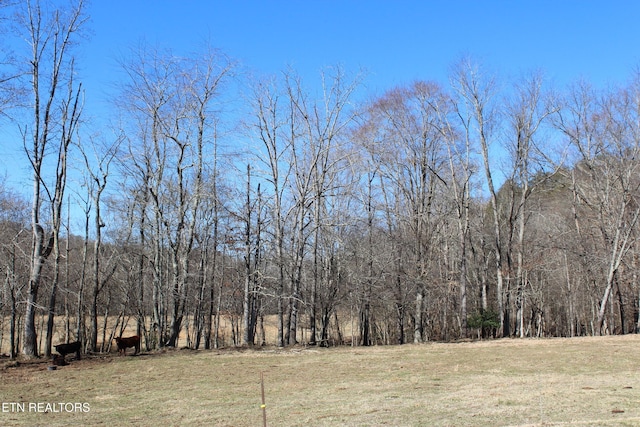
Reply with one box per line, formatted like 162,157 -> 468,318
84,0 -> 640,90
3,0 -> 640,197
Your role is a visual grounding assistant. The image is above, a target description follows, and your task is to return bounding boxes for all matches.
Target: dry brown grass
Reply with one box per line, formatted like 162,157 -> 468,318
2,335 -> 640,426
0,314 -> 344,354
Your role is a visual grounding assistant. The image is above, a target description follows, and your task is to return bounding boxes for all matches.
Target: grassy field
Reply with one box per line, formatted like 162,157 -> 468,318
1,335 -> 640,426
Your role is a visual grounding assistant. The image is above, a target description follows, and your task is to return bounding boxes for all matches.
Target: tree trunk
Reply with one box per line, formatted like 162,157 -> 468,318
414,287 -> 424,343
5,248 -> 17,359
44,252 -> 59,357
595,204 -> 640,334
242,164 -> 255,346
23,224 -> 47,357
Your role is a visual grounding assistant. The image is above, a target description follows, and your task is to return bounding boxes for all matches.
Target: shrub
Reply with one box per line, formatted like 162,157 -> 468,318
468,309 -> 500,338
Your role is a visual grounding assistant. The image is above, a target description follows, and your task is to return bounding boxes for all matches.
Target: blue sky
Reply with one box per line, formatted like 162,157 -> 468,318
84,1 -> 640,91
3,1 -> 640,198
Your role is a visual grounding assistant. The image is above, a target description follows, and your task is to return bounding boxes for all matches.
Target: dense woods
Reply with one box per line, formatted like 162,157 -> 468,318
3,1 -> 640,357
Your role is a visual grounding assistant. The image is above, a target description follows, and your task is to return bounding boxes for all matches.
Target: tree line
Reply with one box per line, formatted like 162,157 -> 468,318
2,0 -> 640,358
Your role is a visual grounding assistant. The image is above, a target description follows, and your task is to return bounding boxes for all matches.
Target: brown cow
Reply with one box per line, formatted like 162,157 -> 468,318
114,335 -> 140,356
54,341 -> 81,361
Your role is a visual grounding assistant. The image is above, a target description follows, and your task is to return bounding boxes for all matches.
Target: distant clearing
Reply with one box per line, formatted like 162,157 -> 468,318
2,335 -> 640,426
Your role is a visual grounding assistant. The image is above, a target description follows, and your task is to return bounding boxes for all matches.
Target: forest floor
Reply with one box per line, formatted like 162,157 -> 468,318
1,335 -> 640,426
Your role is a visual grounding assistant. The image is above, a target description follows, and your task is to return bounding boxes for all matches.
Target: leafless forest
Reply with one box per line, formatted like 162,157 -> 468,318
2,1 -> 640,358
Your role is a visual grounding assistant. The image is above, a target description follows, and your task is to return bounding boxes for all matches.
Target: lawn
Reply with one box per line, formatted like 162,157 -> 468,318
1,335 -> 640,426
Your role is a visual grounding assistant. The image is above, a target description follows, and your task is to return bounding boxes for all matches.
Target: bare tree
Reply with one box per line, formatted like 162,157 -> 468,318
248,66 -> 360,346
249,76 -> 290,347
193,139 -> 224,349
19,0 -> 87,357
79,135 -> 121,352
285,67 -> 360,345
450,58 -> 507,336
0,182 -> 30,359
117,44 -> 233,347
554,79 -> 640,335
434,88 -> 475,337
502,72 -> 557,337
365,81 -> 447,343
241,164 -> 263,346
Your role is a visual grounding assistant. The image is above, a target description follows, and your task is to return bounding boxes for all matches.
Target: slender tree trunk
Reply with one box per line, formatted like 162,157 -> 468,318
44,236 -> 61,357
310,204 -> 320,346
24,223 -> 47,357
89,189 -> 104,353
204,284 -> 214,350
137,191 -> 147,341
413,289 -> 424,343
213,243 -> 225,349
166,253 -> 184,347
515,183 -> 527,338
194,252 -> 205,350
288,202 -> 306,346
459,234 -> 468,338
595,204 -> 640,334
6,246 -> 17,359
204,206 -> 219,350
9,285 -> 16,359
242,164 -> 254,346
